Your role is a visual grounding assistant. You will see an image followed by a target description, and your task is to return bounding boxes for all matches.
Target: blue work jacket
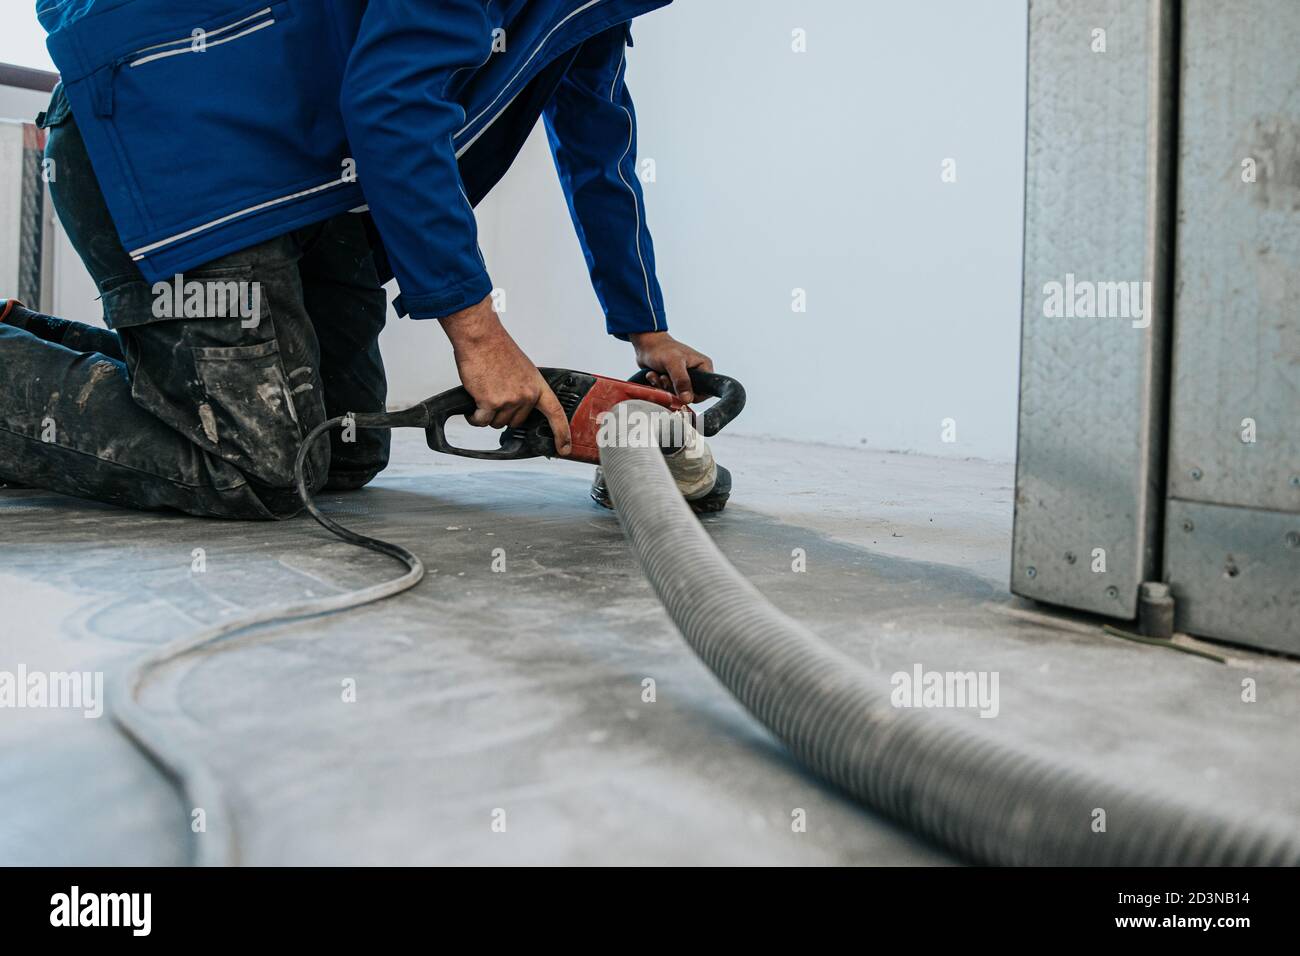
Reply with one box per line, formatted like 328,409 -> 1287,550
38,0 -> 671,334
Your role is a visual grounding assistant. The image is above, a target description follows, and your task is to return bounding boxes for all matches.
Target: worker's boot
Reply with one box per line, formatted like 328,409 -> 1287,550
2,298 -> 57,338
0,300 -> 31,489
0,298 -> 19,326
0,298 -> 123,357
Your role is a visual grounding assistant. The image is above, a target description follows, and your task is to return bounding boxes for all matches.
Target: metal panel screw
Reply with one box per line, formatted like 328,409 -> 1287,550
1105,586 -> 1119,599
1190,468 -> 1203,480
1286,531 -> 1299,549
1290,475 -> 1300,488
1026,566 -> 1037,578
1064,551 -> 1076,564
1182,519 -> 1194,532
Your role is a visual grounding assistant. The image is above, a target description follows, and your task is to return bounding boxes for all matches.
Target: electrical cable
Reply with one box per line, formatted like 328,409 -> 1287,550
112,416 -> 423,866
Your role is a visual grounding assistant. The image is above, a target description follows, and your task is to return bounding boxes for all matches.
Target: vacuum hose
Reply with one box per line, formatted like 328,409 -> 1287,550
599,400 -> 1300,866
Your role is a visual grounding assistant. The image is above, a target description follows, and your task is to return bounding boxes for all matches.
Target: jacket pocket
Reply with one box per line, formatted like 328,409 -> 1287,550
121,6 -> 280,70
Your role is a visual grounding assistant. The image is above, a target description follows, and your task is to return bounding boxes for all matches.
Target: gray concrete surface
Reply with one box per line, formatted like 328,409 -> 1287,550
2,429 -> 1298,865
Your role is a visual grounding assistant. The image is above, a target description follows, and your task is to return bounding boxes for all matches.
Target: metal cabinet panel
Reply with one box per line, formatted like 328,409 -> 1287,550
1168,0 -> 1300,514
1164,0 -> 1300,650
1012,0 -> 1177,618
1164,500 -> 1300,655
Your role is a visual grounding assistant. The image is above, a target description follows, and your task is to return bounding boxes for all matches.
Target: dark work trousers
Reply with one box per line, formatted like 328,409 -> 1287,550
0,86 -> 390,519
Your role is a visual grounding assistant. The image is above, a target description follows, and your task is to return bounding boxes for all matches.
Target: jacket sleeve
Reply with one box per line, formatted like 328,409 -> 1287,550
543,25 -> 668,339
340,0 -> 492,320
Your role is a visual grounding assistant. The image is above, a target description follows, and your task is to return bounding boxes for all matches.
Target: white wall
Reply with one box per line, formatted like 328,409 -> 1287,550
0,10 -> 55,72
5,0 -> 1029,460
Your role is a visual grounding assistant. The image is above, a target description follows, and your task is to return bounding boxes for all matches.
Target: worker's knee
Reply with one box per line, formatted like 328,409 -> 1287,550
324,429 -> 389,491
227,419 -> 331,518
324,467 -> 383,492
107,266 -> 330,494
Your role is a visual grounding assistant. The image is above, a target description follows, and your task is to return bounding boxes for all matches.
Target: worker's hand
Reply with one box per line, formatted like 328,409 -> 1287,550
440,296 -> 572,455
628,331 -> 713,404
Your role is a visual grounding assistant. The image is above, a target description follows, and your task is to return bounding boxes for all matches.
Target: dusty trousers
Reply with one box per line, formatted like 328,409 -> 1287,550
0,85 -> 390,519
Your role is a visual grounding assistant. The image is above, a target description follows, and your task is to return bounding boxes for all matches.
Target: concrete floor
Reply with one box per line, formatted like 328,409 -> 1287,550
2,428 -> 1298,865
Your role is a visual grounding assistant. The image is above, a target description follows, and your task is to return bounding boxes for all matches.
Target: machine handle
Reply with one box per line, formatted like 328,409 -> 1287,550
627,368 -> 746,437
421,386 -> 536,460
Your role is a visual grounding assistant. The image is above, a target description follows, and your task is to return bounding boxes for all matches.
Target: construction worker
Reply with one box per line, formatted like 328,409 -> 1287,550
0,0 -> 711,518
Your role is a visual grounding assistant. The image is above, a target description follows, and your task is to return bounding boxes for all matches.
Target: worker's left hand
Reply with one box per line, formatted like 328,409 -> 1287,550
629,331 -> 713,404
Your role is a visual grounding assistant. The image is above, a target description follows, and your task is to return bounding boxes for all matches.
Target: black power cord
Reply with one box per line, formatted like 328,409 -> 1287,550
114,414 -> 424,865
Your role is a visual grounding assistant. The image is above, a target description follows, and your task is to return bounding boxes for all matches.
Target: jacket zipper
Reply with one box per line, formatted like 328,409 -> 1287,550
126,7 -> 277,68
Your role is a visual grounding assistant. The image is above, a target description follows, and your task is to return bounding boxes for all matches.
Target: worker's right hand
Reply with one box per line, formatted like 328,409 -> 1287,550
440,295 -> 572,456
